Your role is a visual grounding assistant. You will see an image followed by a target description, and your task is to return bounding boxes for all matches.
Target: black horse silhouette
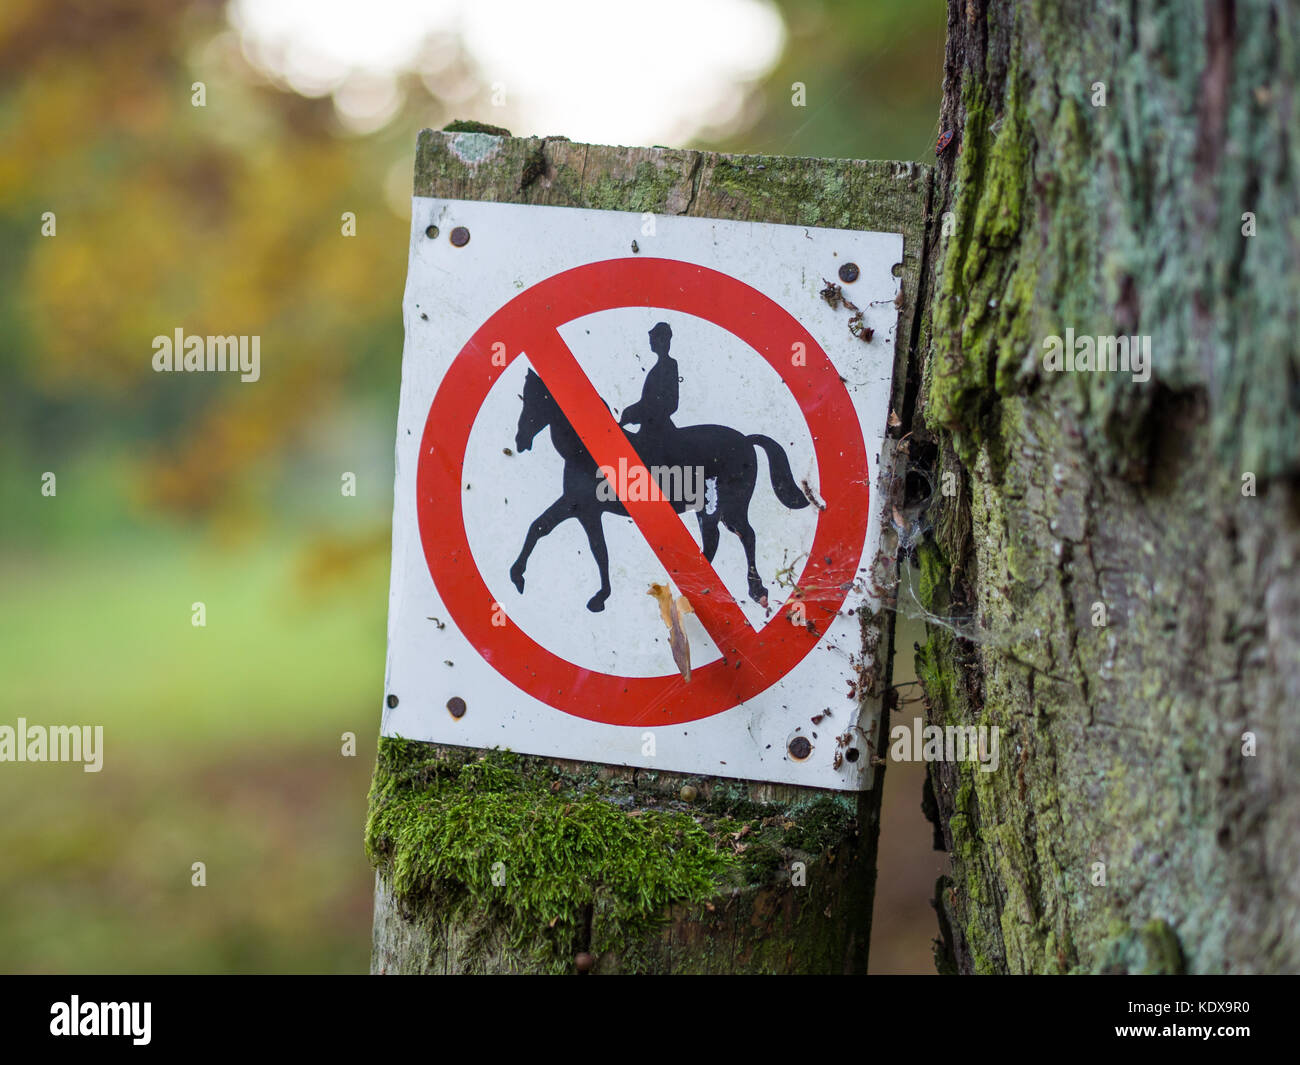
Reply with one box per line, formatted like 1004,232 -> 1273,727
509,365 -> 810,613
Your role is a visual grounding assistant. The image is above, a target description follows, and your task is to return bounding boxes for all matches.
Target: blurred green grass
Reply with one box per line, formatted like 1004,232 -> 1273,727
0,749 -> 376,972
1,540 -> 387,749
0,461 -> 389,972
0,0 -> 947,973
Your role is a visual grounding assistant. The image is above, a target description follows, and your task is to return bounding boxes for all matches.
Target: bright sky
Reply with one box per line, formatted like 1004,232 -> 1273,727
228,0 -> 787,144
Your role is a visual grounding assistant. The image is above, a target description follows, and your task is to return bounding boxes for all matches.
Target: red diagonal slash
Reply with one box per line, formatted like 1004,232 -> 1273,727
418,257 -> 872,727
522,327 -> 753,663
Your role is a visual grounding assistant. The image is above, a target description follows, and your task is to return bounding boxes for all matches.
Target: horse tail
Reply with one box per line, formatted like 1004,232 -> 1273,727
746,435 -> 811,510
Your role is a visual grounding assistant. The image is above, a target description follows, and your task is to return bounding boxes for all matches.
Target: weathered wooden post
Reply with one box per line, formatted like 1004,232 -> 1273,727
366,124 -> 931,973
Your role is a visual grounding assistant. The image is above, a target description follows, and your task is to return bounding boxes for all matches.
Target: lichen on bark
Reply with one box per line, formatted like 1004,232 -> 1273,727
915,0 -> 1300,974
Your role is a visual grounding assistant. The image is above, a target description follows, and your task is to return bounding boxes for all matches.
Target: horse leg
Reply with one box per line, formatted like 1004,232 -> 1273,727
721,504 -> 767,606
510,498 -> 573,593
576,509 -> 612,612
736,519 -> 768,606
713,459 -> 766,604
696,509 -> 721,562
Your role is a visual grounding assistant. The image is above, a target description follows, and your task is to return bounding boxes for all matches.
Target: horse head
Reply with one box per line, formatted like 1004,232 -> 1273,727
514,368 -> 553,452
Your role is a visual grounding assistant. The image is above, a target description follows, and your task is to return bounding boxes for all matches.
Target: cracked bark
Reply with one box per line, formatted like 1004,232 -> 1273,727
915,0 -> 1300,973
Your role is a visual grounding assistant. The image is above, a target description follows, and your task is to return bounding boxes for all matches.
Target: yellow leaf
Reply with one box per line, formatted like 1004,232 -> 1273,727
647,582 -> 691,683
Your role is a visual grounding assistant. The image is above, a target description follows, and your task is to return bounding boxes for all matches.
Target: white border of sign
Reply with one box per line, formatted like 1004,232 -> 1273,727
383,197 -> 902,790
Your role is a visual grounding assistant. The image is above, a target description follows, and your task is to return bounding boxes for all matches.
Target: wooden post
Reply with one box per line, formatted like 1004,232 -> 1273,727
367,125 -> 932,974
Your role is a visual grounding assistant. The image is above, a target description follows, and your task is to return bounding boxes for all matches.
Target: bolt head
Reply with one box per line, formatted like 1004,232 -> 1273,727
450,226 -> 470,247
838,262 -> 860,283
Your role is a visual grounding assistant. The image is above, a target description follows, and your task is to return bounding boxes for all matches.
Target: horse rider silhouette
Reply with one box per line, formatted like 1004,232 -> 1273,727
618,322 -> 678,450
510,318 -> 812,612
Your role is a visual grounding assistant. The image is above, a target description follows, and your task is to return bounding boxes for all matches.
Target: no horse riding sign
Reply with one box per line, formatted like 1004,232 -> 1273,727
383,193 -> 902,790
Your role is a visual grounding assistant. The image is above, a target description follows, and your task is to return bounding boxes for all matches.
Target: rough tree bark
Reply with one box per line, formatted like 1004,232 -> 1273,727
914,0 -> 1300,973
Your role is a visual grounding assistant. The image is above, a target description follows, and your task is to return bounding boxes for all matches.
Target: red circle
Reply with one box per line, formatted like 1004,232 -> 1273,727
417,258 -> 870,726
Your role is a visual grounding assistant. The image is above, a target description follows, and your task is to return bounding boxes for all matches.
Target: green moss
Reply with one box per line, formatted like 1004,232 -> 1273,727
365,738 -> 737,973
709,157 -> 847,227
916,539 -> 949,612
970,98 -> 1028,253
1096,919 -> 1186,975
927,59 -> 1034,466
365,737 -> 862,972
581,159 -> 695,213
739,841 -> 785,883
441,119 -> 512,136
915,636 -> 957,726
1039,96 -> 1095,332
702,780 -> 769,823
779,795 -> 856,851
993,253 -> 1039,395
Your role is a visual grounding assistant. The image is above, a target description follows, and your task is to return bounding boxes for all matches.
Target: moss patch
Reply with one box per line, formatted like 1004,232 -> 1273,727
579,159 -> 696,213
441,119 -> 512,136
927,61 -> 1038,470
366,737 -> 854,973
1096,919 -> 1186,975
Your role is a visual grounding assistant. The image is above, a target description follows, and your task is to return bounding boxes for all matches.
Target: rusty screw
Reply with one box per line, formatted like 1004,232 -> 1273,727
386,694 -> 398,709
450,226 -> 470,247
788,736 -> 813,760
447,696 -> 467,718
424,224 -> 439,239
838,262 -> 860,283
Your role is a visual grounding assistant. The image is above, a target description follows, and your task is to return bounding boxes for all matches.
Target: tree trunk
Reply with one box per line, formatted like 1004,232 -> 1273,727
366,127 -> 931,973
915,0 -> 1300,973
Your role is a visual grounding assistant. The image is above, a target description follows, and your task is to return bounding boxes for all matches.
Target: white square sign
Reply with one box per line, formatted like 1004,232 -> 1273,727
383,197 -> 902,790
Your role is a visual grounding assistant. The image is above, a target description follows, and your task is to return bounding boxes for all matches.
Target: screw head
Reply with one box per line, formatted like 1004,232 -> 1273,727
574,951 -> 595,973
450,226 -> 470,247
386,694 -> 398,709
424,224 -> 439,239
447,696 -> 467,718
788,736 -> 813,760
838,262 -> 860,283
